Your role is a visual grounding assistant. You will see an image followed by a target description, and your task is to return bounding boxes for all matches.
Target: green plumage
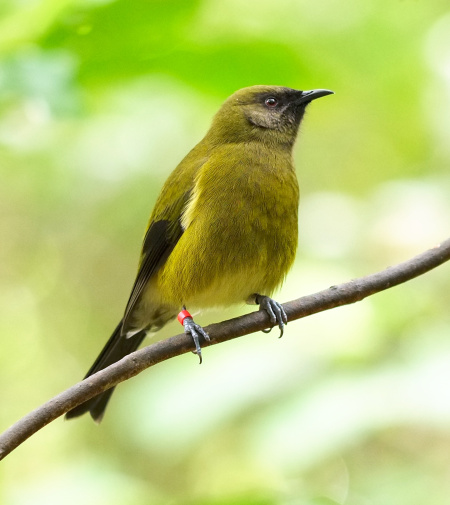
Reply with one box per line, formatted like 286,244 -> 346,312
154,141 -> 299,309
66,85 -> 332,421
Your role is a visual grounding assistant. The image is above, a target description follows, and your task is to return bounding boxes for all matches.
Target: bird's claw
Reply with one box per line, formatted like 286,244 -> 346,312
256,295 -> 288,338
182,317 -> 210,364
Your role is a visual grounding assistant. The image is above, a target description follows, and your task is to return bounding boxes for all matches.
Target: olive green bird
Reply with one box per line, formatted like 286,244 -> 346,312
66,85 -> 333,422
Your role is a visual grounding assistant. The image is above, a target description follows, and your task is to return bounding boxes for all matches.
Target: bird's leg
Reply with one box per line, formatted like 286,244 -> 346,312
252,294 -> 288,338
178,307 -> 210,364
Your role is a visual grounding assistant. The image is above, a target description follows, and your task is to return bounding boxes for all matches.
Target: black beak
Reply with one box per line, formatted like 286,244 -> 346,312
295,89 -> 334,105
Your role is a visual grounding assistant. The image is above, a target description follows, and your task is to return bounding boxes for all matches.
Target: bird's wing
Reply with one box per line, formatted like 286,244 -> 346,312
121,191 -> 190,334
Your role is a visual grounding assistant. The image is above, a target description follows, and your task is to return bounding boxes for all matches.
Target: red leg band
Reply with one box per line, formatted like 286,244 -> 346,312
177,309 -> 192,325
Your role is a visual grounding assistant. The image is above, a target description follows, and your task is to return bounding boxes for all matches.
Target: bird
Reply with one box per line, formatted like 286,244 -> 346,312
65,85 -> 333,422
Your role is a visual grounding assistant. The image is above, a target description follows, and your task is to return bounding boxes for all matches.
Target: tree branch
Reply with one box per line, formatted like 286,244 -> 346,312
1,238 -> 450,461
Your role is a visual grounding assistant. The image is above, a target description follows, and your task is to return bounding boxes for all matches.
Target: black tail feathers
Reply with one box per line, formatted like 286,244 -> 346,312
65,320 -> 146,422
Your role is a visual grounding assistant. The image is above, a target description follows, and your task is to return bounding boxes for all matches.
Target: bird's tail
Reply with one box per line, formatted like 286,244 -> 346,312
65,320 -> 147,422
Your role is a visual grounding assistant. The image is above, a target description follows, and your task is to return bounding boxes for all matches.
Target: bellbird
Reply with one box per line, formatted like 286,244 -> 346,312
66,85 -> 333,422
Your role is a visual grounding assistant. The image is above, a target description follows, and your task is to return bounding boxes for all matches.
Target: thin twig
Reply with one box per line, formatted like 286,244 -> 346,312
1,238 -> 449,461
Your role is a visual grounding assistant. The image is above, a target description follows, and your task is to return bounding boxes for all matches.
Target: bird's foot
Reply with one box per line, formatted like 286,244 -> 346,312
256,295 -> 288,338
181,316 -> 210,364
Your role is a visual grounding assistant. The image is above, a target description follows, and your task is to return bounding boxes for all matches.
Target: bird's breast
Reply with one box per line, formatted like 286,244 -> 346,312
156,145 -> 299,308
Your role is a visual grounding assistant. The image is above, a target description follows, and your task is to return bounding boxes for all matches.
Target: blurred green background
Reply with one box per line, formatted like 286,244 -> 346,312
1,0 -> 450,504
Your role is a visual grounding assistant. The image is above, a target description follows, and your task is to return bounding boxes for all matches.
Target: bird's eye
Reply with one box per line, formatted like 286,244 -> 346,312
264,97 -> 278,108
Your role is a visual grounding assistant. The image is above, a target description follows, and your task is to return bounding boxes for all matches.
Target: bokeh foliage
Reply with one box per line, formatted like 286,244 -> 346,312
1,0 -> 450,504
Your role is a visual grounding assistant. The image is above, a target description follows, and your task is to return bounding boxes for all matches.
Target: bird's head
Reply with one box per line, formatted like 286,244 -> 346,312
206,85 -> 333,148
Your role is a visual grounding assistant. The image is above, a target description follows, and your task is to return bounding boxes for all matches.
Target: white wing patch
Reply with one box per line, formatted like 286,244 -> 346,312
181,177 -> 201,231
